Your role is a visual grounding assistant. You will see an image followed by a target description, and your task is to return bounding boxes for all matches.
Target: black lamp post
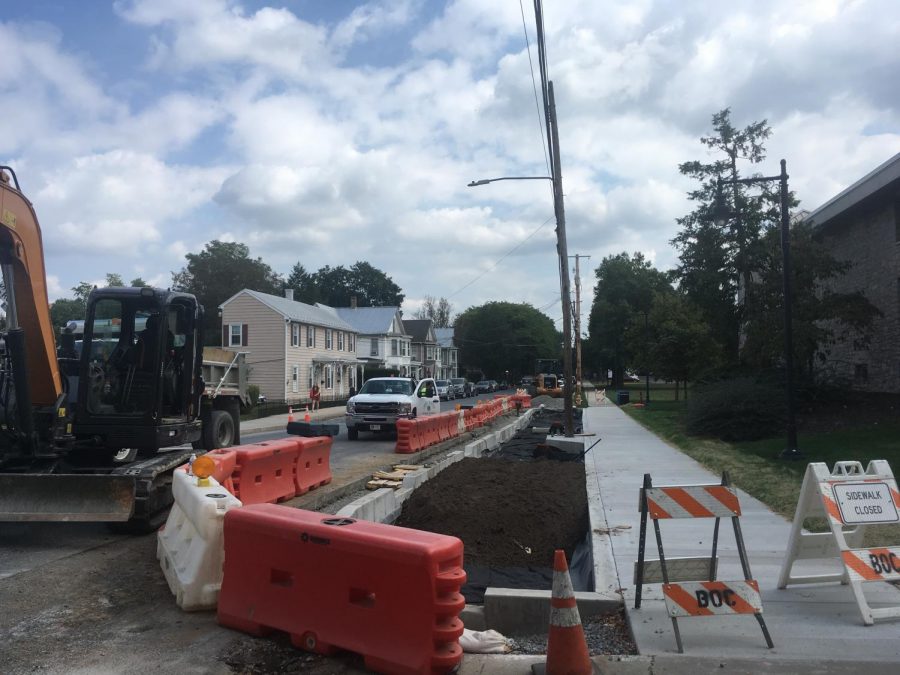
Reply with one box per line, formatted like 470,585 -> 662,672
644,311 -> 651,407
713,159 -> 802,460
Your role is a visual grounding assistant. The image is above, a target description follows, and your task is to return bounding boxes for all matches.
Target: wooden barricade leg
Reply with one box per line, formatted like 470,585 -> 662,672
634,473 -> 651,609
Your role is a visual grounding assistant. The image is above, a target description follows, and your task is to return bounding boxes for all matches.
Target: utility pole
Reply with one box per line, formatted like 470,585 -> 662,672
534,0 -> 575,437
569,254 -> 590,388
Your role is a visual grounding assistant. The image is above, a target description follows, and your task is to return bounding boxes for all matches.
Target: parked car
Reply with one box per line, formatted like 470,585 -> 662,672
435,379 -> 455,401
450,377 -> 469,398
474,380 -> 492,395
489,380 -> 499,392
626,372 -> 640,382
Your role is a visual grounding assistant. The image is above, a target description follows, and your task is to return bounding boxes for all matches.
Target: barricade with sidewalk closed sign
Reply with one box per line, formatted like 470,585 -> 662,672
634,472 -> 773,653
778,460 -> 900,625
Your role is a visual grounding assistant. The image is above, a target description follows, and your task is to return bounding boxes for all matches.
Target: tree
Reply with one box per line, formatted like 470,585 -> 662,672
739,221 -> 881,378
583,252 -> 672,387
49,298 -> 85,328
454,301 -> 558,379
71,281 -> 95,304
130,277 -> 147,287
285,260 -> 404,307
672,108 -> 779,361
105,273 -> 124,287
625,292 -> 722,399
414,296 -> 453,327
172,240 -> 282,345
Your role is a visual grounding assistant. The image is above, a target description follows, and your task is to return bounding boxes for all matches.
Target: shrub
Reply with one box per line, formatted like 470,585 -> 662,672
247,384 -> 260,406
686,377 -> 785,441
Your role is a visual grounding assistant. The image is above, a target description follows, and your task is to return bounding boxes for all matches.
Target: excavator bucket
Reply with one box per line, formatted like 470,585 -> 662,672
0,474 -> 136,522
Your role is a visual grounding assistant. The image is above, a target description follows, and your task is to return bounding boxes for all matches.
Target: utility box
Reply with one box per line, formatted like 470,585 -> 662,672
616,390 -> 630,405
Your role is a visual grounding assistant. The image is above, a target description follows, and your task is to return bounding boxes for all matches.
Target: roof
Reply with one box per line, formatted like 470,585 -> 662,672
325,306 -> 407,336
403,319 -> 435,342
808,151 -> 900,230
220,290 -> 356,332
434,327 -> 456,348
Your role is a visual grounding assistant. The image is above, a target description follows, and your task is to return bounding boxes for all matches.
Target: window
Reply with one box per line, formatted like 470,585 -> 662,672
307,325 -> 315,347
325,365 -> 333,389
325,329 -> 333,349
225,323 -> 247,347
348,334 -> 355,352
370,338 -> 378,356
292,365 -> 299,392
391,339 -> 399,356
291,323 -> 300,347
401,341 -> 408,357
308,367 -> 314,389
338,332 -> 344,351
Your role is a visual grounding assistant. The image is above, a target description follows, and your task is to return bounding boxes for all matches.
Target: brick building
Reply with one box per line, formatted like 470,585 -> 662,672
809,152 -> 900,393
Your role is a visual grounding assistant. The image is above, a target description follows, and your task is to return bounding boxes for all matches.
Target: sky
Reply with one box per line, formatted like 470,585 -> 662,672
3,0 -> 899,331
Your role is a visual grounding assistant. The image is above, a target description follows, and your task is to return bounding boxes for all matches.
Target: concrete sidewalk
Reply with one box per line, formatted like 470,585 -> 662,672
583,401 -> 900,664
240,405 -> 345,435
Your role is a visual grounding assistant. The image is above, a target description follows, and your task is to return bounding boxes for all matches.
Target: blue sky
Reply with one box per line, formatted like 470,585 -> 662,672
2,0 -> 899,327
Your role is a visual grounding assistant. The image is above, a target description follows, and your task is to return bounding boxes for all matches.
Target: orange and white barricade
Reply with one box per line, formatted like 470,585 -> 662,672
778,460 -> 900,625
634,472 -> 773,653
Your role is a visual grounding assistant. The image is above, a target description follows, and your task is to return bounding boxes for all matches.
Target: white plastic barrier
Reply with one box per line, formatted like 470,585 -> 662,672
156,470 -> 242,611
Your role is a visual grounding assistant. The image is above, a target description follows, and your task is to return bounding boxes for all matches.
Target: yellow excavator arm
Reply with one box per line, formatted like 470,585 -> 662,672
0,169 -> 64,406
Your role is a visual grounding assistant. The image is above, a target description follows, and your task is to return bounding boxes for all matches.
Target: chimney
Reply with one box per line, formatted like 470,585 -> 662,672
285,288 -> 294,301
350,295 -> 357,309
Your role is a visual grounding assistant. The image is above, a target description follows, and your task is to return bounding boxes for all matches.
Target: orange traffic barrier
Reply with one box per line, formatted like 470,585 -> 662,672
295,437 -> 332,495
437,413 -> 451,443
544,549 -> 593,675
177,448 -> 237,495
426,416 -> 440,447
218,505 -> 466,674
231,439 -> 300,504
288,406 -> 294,423
304,406 -> 311,423
464,407 -> 480,430
396,418 -> 415,453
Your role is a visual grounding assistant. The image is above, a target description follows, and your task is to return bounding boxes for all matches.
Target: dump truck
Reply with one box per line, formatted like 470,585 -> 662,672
0,166 -> 247,530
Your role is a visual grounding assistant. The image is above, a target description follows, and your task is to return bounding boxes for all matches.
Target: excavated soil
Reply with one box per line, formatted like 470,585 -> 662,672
394,457 -> 588,569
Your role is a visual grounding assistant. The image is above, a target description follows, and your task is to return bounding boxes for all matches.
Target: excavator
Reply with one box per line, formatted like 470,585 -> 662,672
0,167 -> 241,530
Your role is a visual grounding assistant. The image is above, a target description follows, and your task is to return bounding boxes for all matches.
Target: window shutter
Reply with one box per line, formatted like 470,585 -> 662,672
242,324 -> 249,346
222,325 -> 228,347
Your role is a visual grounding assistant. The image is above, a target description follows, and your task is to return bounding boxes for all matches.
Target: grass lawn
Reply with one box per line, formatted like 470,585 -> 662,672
621,396 -> 900,545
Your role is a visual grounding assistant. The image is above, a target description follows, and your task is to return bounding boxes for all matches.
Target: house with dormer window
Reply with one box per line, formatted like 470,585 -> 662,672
322,303 -> 413,377
403,319 -> 441,379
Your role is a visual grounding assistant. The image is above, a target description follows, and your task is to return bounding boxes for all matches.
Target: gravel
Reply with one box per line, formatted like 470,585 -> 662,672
507,609 -> 637,656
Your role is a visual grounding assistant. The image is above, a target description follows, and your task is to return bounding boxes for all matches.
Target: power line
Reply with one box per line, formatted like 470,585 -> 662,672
519,0 -> 551,177
446,214 -> 554,300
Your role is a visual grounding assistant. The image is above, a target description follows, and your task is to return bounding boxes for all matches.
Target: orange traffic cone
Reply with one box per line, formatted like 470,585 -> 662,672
540,550 -> 593,675
287,406 -> 294,423
304,405 -> 311,423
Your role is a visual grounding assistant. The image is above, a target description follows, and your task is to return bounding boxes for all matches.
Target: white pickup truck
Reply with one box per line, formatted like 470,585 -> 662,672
345,377 -> 441,440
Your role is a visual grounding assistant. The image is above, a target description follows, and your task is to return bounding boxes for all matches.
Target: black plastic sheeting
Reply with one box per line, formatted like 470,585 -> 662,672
462,529 -> 595,603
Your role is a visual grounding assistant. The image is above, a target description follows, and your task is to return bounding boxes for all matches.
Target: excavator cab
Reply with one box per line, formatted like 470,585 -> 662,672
73,287 -> 204,454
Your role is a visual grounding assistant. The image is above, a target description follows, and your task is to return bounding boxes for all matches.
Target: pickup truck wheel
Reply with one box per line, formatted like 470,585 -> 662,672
347,427 -> 359,440
203,410 -> 235,449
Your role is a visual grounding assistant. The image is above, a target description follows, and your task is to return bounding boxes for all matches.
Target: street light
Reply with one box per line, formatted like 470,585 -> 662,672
467,176 -> 552,187
712,159 -> 803,460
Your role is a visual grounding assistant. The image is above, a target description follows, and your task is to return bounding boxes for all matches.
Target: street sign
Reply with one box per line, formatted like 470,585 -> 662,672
832,482 -> 899,524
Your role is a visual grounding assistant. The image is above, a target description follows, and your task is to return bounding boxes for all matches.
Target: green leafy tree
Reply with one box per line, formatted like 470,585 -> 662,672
105,273 -> 124,287
71,281 -> 94,304
130,277 -> 147,287
454,301 -> 558,380
625,292 -> 722,399
286,261 -> 404,307
49,298 -> 86,329
672,108 -> 779,361
740,221 -> 881,376
414,296 -> 453,328
172,240 -> 282,345
584,252 -> 671,387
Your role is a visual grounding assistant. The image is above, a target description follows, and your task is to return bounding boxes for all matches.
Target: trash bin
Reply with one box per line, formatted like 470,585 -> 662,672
616,390 -> 630,405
